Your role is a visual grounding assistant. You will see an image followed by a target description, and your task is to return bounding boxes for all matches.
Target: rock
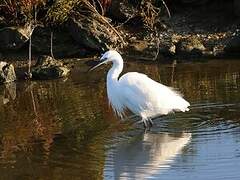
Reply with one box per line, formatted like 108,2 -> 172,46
224,31 -> 240,56
212,45 -> 225,57
32,55 -> 70,80
0,16 -> 6,28
126,40 -> 160,60
159,42 -> 176,57
31,26 -> 85,57
0,62 -> 16,84
68,18 -> 104,52
68,8 -> 123,52
176,37 -> 206,58
0,25 -> 32,50
234,0 -> 240,16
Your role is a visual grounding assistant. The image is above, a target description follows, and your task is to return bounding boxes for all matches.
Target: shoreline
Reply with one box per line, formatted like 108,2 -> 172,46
0,0 -> 239,62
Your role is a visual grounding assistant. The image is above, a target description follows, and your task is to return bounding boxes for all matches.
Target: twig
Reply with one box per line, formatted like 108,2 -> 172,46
116,15 -> 135,29
26,23 -> 43,79
50,31 -> 54,58
161,0 -> 171,18
83,0 -> 126,45
28,34 -> 32,75
95,0 -> 104,15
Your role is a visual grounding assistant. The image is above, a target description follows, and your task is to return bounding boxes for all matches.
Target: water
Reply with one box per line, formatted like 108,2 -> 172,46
0,59 -> 240,180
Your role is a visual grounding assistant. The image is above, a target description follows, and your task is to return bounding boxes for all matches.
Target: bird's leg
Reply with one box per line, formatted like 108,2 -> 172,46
145,118 -> 153,131
143,118 -> 153,131
148,118 -> 153,128
138,118 -> 151,131
142,119 -> 148,129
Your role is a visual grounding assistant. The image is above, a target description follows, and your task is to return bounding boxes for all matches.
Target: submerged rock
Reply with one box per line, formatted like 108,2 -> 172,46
0,62 -> 16,84
0,25 -> 32,50
32,55 -> 70,80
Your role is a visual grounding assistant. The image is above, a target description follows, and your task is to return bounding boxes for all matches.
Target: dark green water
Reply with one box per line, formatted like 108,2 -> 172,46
0,59 -> 240,180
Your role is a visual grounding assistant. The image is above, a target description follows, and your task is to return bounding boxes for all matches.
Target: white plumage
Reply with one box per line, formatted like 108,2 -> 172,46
91,50 -> 190,128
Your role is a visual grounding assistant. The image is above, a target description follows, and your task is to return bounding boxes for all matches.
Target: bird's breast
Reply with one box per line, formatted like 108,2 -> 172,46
107,80 -> 125,117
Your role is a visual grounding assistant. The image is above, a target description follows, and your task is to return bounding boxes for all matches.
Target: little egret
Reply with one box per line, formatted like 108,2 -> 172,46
90,50 -> 190,128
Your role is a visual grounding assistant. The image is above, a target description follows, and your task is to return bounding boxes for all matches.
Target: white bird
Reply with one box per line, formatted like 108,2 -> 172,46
90,50 -> 190,128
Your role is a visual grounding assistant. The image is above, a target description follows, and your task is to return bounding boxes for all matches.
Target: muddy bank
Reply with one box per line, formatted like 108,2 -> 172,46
124,0 -> 240,60
0,0 -> 239,61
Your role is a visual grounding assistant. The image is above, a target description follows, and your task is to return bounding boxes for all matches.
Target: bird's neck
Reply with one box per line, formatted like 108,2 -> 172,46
107,58 -> 123,82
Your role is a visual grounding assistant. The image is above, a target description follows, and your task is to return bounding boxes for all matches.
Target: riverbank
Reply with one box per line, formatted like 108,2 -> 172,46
0,0 -> 239,62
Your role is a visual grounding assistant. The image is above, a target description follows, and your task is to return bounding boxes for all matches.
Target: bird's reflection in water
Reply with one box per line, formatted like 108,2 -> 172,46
105,132 -> 191,180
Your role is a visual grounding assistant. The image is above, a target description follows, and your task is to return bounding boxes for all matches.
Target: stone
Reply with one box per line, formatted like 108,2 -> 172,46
126,40 -> 160,60
68,18 -> 105,52
31,26 -> 85,57
68,7 -> 124,52
0,16 -> 6,28
0,25 -> 31,50
159,42 -> 176,57
212,45 -> 225,57
32,55 -> 70,80
176,37 -> 206,57
0,62 -> 16,84
224,31 -> 240,56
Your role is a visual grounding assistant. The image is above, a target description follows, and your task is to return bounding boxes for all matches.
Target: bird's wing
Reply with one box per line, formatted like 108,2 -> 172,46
119,72 -> 190,116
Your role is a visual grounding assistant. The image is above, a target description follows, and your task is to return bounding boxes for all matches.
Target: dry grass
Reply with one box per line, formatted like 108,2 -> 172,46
46,0 -> 80,25
141,0 -> 161,29
0,0 -> 46,24
46,0 -> 125,45
140,0 -> 170,29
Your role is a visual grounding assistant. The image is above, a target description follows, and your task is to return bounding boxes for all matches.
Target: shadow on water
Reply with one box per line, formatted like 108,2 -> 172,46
0,59 -> 240,179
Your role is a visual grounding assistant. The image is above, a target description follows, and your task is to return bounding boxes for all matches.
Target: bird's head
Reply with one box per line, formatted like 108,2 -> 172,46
89,50 -> 122,71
